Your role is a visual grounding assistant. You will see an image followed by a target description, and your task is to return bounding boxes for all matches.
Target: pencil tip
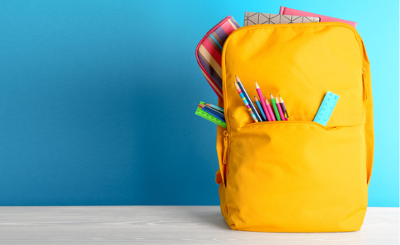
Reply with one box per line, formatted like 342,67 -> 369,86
233,80 -> 240,89
235,75 -> 240,82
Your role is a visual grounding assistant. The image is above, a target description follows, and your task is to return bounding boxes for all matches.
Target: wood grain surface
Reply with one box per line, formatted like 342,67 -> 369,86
0,206 -> 398,244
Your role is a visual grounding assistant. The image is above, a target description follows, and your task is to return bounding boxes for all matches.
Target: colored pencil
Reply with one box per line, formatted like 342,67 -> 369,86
279,95 -> 289,120
264,97 -> 276,121
235,76 -> 262,122
270,93 -> 281,121
204,105 -> 224,116
254,96 -> 266,121
199,104 -> 226,122
205,103 -> 224,113
233,81 -> 258,123
199,104 -> 224,118
275,96 -> 286,121
202,105 -> 225,119
255,81 -> 271,121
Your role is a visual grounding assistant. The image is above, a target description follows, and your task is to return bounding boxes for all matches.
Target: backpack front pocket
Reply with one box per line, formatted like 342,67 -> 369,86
224,121 -> 368,232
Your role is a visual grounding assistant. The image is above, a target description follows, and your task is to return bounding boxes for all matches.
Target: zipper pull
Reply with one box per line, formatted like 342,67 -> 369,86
362,68 -> 368,101
223,131 -> 229,164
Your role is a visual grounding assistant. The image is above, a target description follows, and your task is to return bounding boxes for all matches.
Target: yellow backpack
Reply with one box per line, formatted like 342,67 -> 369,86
215,22 -> 374,232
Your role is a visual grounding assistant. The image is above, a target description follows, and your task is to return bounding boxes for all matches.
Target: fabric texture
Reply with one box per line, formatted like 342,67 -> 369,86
216,22 -> 373,232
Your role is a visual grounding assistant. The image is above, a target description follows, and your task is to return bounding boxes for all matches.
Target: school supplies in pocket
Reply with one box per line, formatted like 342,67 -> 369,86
216,22 -> 373,232
233,77 -> 291,122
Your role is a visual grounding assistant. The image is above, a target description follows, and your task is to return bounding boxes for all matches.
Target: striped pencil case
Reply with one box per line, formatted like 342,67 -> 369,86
195,16 -> 240,99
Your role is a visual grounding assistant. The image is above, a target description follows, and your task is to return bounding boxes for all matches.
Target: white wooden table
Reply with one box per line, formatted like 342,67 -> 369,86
0,206 -> 398,244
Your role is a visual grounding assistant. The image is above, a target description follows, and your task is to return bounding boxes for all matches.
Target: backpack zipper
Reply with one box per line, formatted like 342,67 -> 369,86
362,68 -> 368,101
223,130 -> 229,164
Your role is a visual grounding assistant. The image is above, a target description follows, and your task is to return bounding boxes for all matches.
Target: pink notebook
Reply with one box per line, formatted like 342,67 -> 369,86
279,6 -> 357,28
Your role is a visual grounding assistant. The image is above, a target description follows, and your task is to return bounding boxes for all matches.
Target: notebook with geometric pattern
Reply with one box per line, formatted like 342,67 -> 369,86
244,12 -> 320,26
279,6 -> 356,28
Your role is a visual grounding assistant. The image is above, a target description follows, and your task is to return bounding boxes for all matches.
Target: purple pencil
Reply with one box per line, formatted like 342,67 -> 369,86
279,95 -> 289,120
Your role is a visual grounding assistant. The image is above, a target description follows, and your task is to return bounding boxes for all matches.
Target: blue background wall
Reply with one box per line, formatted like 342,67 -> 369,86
0,0 -> 398,206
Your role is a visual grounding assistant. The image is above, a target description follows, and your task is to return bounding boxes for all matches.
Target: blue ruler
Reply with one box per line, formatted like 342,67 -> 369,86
313,91 -> 340,126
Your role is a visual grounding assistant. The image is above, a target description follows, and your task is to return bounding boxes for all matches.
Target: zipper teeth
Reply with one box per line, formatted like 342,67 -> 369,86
222,130 -> 229,187
223,131 -> 229,164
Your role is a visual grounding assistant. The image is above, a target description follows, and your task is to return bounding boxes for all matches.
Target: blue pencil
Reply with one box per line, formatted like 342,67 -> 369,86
235,76 -> 262,122
202,108 -> 226,122
204,105 -> 225,117
254,96 -> 267,121
205,103 -> 224,113
234,81 -> 259,123
199,105 -> 226,122
203,106 -> 225,119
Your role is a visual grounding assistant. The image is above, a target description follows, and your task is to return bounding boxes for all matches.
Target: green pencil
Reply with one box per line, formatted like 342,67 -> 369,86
270,93 -> 281,121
